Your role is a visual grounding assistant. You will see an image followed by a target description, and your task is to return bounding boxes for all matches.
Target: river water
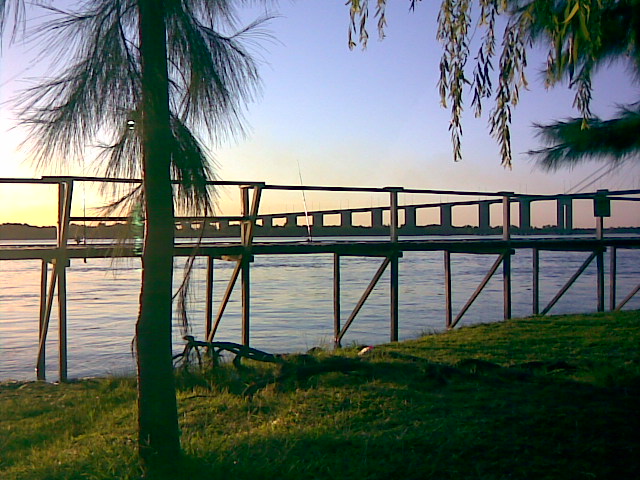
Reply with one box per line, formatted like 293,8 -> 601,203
1,237 -> 639,381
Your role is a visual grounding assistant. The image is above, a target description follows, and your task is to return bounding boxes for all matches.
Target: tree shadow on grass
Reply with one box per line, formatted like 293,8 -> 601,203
176,352 -> 640,480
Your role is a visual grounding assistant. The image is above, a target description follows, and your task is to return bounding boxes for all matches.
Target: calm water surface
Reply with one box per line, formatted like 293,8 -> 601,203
1,237 -> 639,380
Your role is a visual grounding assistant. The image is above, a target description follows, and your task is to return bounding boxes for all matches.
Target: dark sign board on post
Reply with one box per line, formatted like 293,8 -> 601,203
594,190 -> 611,218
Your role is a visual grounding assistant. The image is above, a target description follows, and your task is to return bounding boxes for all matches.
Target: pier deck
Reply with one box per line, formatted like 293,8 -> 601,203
3,235 -> 640,261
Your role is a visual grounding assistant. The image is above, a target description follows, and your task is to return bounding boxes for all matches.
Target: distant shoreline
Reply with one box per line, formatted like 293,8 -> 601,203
2,221 -> 640,241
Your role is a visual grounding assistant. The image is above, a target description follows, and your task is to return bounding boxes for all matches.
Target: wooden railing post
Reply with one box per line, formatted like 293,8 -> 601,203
501,192 -> 512,241
388,187 -> 401,243
501,192 -> 513,320
387,188 -> 402,341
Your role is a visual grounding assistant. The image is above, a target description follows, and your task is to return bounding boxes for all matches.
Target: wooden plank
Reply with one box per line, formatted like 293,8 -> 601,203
337,257 -> 391,344
450,254 -> 504,329
541,251 -> 597,315
2,237 -> 640,261
615,282 -> 640,311
206,261 -> 242,342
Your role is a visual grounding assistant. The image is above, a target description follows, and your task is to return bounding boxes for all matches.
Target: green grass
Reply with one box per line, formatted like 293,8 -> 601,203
1,310 -> 639,479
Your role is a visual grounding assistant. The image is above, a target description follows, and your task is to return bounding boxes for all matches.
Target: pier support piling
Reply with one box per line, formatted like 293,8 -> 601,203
56,180 -> 73,382
333,254 -> 341,348
205,256 -> 214,339
502,193 -> 512,320
444,251 -> 452,329
241,257 -> 250,346
36,260 -> 48,381
390,253 -> 399,342
609,247 -> 617,311
532,248 -> 540,315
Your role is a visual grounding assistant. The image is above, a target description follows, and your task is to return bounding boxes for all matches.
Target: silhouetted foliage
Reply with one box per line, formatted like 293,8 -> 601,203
348,0 -> 640,170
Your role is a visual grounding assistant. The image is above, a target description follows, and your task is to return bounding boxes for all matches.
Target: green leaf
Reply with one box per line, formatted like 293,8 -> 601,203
564,2 -> 580,24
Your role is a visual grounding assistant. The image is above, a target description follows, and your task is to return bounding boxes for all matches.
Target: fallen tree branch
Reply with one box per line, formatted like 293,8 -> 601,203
173,336 -> 284,369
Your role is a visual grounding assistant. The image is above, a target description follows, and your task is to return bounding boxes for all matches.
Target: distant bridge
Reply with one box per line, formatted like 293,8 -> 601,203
174,190 -> 640,236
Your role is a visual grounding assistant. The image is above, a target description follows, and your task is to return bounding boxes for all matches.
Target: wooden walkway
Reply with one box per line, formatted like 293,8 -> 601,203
2,176 -> 640,381
3,235 -> 640,259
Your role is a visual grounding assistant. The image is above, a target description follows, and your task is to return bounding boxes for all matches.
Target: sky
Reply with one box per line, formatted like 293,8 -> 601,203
0,1 -> 638,228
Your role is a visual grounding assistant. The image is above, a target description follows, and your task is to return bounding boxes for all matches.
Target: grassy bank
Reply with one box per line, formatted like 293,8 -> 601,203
1,311 -> 639,479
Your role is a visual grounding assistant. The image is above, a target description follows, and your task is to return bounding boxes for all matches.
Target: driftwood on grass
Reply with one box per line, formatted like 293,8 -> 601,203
173,336 -> 374,396
173,336 -> 284,369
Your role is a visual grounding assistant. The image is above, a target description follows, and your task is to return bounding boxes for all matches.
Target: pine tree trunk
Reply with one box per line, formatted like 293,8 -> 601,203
136,0 -> 181,470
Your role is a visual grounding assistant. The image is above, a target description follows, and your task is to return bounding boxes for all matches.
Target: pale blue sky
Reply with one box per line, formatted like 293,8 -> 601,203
0,1 -> 638,226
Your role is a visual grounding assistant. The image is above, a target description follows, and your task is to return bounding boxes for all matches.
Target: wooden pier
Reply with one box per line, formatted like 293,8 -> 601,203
2,176 -> 640,381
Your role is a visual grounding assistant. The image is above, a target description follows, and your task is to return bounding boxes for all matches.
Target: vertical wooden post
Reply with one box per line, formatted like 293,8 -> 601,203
388,188 -> 401,341
240,186 -> 251,346
58,263 -> 68,381
240,186 -> 250,245
57,180 -> 73,382
596,215 -> 605,312
501,193 -> 511,241
532,248 -> 539,315
609,247 -> 617,311
241,257 -> 250,346
596,216 -> 604,240
596,249 -> 605,312
333,253 -> 341,348
390,253 -> 399,342
502,193 -> 512,320
503,253 -> 512,320
205,256 -> 214,339
444,250 -> 452,329
36,262 -> 59,381
389,188 -> 400,243
37,260 -> 48,380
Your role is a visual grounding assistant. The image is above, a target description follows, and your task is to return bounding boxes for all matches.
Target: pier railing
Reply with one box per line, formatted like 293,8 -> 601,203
1,176 -> 639,381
